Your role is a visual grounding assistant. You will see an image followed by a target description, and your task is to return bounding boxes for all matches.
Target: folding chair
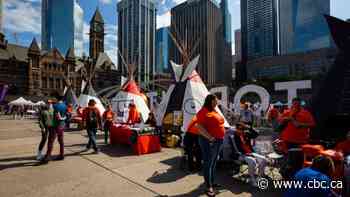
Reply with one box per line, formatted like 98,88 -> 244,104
228,134 -> 249,181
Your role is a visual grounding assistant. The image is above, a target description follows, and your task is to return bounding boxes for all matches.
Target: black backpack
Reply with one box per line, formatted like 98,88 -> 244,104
87,109 -> 98,128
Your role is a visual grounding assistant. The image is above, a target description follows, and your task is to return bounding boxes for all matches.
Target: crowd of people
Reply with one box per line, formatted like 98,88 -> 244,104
29,91 -> 349,196
182,94 -> 349,196
36,93 -> 120,163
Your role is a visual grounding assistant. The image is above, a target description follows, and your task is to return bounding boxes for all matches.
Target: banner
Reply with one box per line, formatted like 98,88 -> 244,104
0,84 -> 9,103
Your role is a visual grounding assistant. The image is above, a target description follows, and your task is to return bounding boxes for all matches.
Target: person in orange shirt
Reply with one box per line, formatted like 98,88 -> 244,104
196,94 -> 226,197
126,103 -> 140,125
184,116 -> 202,172
65,103 -> 73,129
279,97 -> 315,150
102,104 -> 115,144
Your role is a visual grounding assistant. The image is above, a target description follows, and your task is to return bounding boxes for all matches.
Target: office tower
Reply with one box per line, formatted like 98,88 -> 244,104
42,0 -> 84,57
156,27 -> 170,74
220,0 -> 232,43
235,29 -> 241,62
241,0 -> 278,60
170,0 -> 230,86
279,0 -> 331,54
117,0 -> 156,86
89,8 -> 104,62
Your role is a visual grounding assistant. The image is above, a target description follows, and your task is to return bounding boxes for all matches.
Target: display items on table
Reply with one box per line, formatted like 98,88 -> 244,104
109,124 -> 161,155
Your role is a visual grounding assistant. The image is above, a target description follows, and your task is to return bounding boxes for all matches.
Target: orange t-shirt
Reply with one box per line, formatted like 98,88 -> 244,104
235,130 -> 253,154
103,110 -> 115,122
67,106 -> 73,113
268,108 -> 279,120
280,108 -> 315,144
127,107 -> 140,124
187,116 -> 199,135
196,107 -> 225,139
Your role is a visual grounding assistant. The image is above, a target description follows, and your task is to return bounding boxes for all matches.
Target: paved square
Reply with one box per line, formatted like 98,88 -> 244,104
0,119 -> 282,197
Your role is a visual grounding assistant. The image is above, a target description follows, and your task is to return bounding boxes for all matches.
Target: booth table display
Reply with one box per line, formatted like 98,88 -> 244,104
110,124 -> 161,155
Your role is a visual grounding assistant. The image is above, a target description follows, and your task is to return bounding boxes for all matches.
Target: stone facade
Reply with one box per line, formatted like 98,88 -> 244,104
0,9 -> 121,100
0,33 -> 83,97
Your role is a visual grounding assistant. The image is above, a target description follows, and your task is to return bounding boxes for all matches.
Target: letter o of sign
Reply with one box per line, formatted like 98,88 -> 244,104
233,85 -> 271,114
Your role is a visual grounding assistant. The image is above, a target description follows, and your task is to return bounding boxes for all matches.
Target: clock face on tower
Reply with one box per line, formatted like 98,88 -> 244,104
95,23 -> 103,33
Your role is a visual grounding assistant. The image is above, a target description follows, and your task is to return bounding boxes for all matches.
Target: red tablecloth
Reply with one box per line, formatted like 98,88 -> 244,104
110,124 -> 161,155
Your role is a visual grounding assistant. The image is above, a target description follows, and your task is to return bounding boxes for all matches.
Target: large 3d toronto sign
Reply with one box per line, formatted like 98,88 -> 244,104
147,80 -> 312,113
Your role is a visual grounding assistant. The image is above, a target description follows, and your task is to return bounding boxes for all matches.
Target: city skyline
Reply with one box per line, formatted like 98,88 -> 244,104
1,0 -> 350,66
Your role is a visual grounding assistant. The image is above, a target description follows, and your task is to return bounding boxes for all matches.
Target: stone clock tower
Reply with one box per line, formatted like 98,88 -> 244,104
89,8 -> 105,62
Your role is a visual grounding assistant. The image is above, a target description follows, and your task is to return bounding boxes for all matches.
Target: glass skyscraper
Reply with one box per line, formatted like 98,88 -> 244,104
117,0 -> 156,86
242,0 -> 278,60
220,0 -> 232,43
155,27 -> 170,74
42,0 -> 84,57
279,0 -> 331,55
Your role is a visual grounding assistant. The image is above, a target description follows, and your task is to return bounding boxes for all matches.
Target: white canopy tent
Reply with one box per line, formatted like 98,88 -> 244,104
34,101 -> 46,106
272,101 -> 285,107
9,97 -> 30,106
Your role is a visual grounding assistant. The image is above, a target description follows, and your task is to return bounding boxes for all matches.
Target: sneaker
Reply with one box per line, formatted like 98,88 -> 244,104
39,157 -> 49,165
93,149 -> 99,154
54,155 -> 64,161
36,151 -> 43,161
212,183 -> 223,188
83,147 -> 91,152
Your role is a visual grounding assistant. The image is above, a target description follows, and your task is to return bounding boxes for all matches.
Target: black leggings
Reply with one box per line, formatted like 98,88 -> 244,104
38,127 -> 51,151
184,132 -> 202,170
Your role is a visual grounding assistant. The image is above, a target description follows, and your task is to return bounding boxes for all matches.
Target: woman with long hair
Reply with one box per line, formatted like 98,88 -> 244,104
196,94 -> 226,196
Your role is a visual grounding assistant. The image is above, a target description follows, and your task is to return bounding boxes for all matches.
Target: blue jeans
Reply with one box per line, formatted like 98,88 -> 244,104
198,136 -> 223,188
87,127 -> 98,150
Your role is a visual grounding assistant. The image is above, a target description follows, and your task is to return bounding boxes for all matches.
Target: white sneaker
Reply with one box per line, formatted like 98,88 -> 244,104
36,151 -> 43,161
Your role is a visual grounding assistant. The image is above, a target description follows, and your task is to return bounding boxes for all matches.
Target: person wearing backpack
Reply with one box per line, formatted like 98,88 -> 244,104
36,101 -> 55,160
83,99 -> 102,153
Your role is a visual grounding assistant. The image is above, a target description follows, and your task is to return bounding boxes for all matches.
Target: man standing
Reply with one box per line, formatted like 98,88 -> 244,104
83,99 -> 102,153
279,97 -> 315,149
239,103 -> 254,126
268,105 -> 281,132
102,104 -> 115,144
41,94 -> 67,163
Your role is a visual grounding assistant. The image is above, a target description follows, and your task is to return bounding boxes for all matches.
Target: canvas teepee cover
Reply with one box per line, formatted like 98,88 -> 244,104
111,64 -> 150,122
78,81 -> 105,114
62,76 -> 79,109
156,55 -> 229,132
